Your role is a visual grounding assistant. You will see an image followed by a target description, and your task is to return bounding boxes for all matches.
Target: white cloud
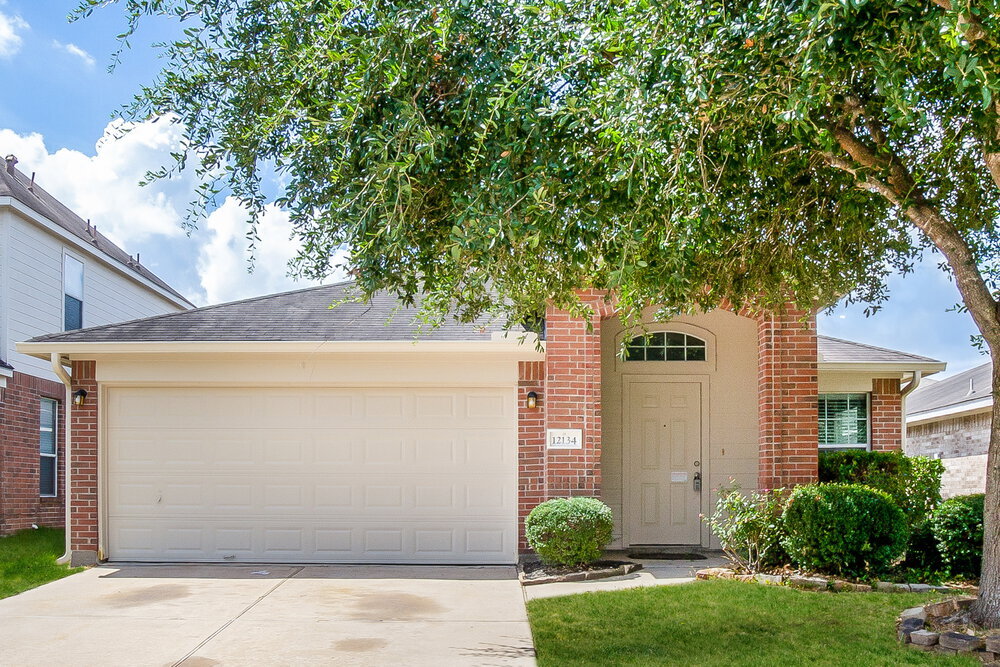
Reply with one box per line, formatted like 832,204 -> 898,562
0,117 -> 194,246
198,199 -> 341,305
52,40 -> 95,69
0,119 -> 332,306
0,11 -> 28,59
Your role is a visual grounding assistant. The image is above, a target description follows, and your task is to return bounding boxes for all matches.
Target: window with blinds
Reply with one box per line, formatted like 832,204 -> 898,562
818,393 -> 869,449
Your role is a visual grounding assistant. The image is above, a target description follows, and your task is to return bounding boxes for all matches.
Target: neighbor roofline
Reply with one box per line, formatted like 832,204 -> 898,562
906,397 -> 994,426
0,196 -> 194,310
16,337 -> 546,360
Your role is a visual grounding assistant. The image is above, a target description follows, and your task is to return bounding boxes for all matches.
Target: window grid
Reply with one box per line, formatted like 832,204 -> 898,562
818,393 -> 869,450
39,398 -> 57,497
625,332 -> 707,362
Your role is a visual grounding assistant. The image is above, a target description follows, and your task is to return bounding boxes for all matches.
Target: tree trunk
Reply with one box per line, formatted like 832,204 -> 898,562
972,364 -> 1000,627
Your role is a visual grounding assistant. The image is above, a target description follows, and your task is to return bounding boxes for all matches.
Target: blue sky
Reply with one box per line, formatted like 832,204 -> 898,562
0,1 -> 986,377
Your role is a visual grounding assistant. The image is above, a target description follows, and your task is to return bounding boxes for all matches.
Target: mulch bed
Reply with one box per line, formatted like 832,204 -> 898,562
518,559 -> 642,586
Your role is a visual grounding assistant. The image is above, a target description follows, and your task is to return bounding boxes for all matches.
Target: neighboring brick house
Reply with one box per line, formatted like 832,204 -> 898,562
906,362 -> 992,497
19,284 -> 944,565
0,155 -> 192,537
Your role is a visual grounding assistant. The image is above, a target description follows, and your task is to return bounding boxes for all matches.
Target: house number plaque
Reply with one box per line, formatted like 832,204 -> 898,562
547,428 -> 583,450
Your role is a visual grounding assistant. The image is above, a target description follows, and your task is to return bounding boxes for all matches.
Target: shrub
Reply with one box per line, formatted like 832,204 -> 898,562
781,483 -> 908,578
525,497 -> 614,567
900,520 -> 943,573
818,450 -> 943,524
705,485 -> 788,573
931,494 -> 985,577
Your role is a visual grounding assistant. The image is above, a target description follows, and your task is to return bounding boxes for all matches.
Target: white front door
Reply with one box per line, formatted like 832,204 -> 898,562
625,378 -> 703,545
104,385 -> 517,564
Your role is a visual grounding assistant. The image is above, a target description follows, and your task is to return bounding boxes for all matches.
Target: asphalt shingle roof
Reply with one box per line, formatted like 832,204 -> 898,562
0,161 -> 193,307
28,286 -> 945,365
907,361 -> 992,416
817,335 -> 941,365
28,281 -> 516,343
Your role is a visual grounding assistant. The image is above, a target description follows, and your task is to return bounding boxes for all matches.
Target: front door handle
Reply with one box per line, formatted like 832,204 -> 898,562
693,471 -> 702,492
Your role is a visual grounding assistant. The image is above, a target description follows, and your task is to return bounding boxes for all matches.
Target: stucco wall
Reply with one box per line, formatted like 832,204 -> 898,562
906,410 -> 990,497
601,309 -> 760,548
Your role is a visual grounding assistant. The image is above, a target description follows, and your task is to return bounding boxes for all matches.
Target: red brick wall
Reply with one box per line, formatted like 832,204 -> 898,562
69,360 -> 99,562
757,307 -> 819,489
871,377 -> 903,451
0,371 -> 66,535
517,361 -> 545,550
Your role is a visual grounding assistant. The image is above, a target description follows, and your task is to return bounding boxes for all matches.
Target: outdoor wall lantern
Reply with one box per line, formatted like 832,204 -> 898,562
73,389 -> 88,407
526,391 -> 539,410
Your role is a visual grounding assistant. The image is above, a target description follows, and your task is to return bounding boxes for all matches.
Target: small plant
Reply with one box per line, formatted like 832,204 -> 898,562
781,483 -> 908,578
704,484 -> 787,573
525,497 -> 614,567
931,493 -> 984,577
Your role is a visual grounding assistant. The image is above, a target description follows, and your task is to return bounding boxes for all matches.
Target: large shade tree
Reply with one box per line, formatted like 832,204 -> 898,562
81,0 -> 1000,623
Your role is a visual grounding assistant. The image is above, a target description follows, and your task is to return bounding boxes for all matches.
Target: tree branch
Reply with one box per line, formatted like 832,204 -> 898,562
830,124 -> 1000,344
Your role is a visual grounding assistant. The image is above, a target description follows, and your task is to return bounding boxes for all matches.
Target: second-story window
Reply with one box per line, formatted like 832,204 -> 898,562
63,254 -> 84,331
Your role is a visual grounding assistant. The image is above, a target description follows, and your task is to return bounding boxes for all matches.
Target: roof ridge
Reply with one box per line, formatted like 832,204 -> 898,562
818,334 -> 940,363
28,280 -> 357,342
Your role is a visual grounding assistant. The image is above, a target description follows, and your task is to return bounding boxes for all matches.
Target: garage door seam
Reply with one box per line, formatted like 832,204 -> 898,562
170,567 -> 303,667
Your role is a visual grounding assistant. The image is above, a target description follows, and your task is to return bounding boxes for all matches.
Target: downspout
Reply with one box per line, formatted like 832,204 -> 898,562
901,370 -> 923,398
899,370 -> 923,452
50,353 -> 72,565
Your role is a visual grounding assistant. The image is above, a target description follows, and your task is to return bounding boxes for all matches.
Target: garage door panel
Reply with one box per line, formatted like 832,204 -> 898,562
106,385 -> 517,563
107,518 -> 514,563
109,476 -> 513,518
109,430 -> 513,473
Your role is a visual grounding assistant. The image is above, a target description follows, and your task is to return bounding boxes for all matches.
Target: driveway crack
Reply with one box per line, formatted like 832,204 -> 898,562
171,567 -> 303,667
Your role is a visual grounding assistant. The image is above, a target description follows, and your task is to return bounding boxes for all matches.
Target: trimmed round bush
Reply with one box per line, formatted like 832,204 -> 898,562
931,493 -> 984,577
525,497 -> 614,567
781,483 -> 908,578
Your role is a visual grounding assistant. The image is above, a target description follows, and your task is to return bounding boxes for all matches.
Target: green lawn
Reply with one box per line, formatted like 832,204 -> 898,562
527,580 -> 977,666
0,528 -> 82,599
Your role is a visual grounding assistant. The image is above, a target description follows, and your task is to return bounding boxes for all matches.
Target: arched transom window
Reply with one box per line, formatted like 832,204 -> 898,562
625,331 -> 707,361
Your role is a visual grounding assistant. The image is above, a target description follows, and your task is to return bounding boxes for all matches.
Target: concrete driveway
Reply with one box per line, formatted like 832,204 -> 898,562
0,564 -> 535,666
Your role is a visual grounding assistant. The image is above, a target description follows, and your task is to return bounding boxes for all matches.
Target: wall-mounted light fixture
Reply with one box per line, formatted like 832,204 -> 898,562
73,389 -> 88,407
526,391 -> 539,410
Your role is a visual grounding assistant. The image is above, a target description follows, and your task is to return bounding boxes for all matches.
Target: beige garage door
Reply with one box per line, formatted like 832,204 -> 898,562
105,386 -> 517,563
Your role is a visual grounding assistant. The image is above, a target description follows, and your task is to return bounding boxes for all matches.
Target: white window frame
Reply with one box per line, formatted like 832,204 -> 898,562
63,251 -> 84,331
624,331 -> 708,362
818,392 -> 871,450
39,398 -> 58,497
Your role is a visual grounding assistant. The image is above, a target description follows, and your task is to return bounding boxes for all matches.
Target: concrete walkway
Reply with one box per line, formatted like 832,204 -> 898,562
0,564 -> 535,666
524,554 -> 728,601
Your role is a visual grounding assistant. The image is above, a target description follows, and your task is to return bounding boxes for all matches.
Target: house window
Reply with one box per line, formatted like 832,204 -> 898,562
625,332 -> 707,361
64,254 -> 84,331
819,393 -> 869,450
40,398 -> 57,497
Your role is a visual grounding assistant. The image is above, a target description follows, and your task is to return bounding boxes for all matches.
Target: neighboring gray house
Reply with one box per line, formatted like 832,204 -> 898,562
906,362 -> 992,497
0,154 -> 192,536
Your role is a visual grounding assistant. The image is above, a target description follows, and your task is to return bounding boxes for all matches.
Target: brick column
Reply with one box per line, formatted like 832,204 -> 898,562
69,360 -> 99,565
870,378 -> 903,451
757,307 -> 819,489
542,293 -> 612,499
517,361 -> 545,550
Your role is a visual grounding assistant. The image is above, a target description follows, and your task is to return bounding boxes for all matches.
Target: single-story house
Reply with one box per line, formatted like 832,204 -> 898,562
906,362 -> 992,497
18,283 -> 945,566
